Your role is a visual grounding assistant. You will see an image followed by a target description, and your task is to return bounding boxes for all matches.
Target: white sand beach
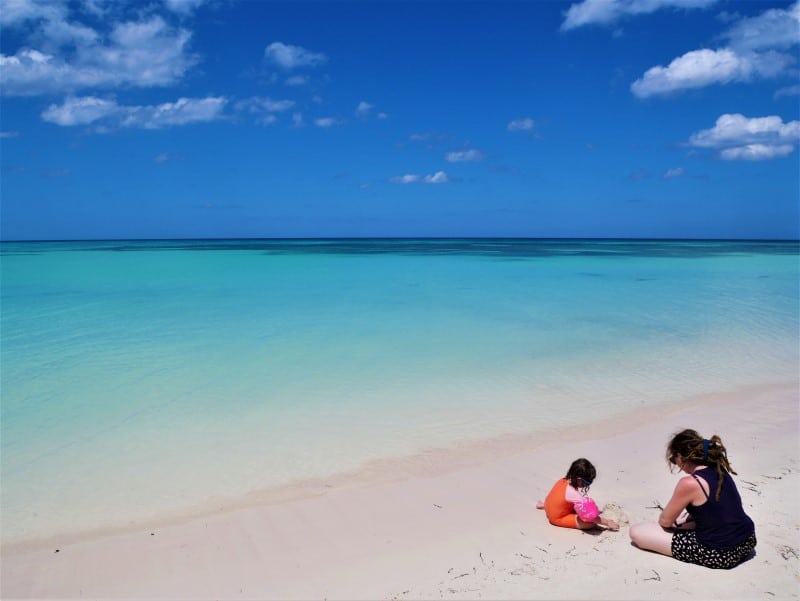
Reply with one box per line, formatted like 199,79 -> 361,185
2,383 -> 798,600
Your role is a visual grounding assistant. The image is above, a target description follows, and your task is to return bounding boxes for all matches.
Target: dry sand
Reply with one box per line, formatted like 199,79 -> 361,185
2,383 -> 798,600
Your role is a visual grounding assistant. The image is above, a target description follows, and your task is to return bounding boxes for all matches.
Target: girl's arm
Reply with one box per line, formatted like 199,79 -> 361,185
564,484 -> 583,503
658,477 -> 697,528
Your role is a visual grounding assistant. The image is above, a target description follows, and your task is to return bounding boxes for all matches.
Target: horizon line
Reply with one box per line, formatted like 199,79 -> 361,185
1,236 -> 799,244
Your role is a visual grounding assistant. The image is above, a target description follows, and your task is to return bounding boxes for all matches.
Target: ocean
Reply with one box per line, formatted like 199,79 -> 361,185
1,239 -> 798,547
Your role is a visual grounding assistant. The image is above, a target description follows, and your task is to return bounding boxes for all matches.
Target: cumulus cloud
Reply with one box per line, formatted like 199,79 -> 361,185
163,0 -> 208,15
356,101 -> 374,117
0,15 -> 196,96
631,48 -> 791,97
507,117 -> 535,132
41,95 -> 227,129
720,1 -> 800,52
248,97 -> 294,112
235,96 -> 294,124
631,2 -> 799,98
775,84 -> 800,99
424,171 -> 449,183
0,0 -> 65,27
390,171 -> 449,184
264,42 -> 327,70
719,144 -> 794,160
445,149 -> 484,162
561,0 -> 716,31
390,174 -> 420,184
663,167 -> 685,179
314,117 -> 340,128
688,113 -> 800,161
40,95 -> 119,125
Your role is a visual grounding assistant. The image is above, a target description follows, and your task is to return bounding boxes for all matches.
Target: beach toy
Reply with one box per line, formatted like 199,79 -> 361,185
574,496 -> 600,521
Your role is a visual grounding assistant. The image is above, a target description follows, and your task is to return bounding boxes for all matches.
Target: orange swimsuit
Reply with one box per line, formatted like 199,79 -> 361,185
543,478 -> 580,528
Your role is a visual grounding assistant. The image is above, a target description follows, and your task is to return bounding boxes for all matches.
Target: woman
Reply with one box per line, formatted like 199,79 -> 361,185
629,429 -> 756,569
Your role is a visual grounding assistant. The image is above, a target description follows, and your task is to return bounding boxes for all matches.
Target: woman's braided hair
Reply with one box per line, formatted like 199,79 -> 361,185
666,429 -> 736,501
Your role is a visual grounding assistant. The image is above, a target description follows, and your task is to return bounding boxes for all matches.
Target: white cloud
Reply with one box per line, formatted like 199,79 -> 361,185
0,0 -> 65,27
262,98 -> 294,112
292,112 -> 304,127
390,174 -> 420,184
720,144 -> 795,161
389,171 -> 449,184
688,113 -> 800,161
356,101 -> 374,117
561,0 -> 716,31
720,1 -> 800,52
264,42 -> 327,70
424,171 -> 449,183
0,15 -> 196,96
285,75 -> 308,86
631,3 -> 798,98
234,97 -> 291,125
630,48 -> 791,98
39,15 -> 99,48
41,95 -> 227,129
81,0 -> 113,17
0,130 -> 20,138
163,0 -> 208,15
663,167 -> 685,179
775,84 -> 800,99
314,117 -> 340,128
507,117 -> 535,131
123,97 -> 227,128
445,149 -> 484,162
40,95 -> 119,125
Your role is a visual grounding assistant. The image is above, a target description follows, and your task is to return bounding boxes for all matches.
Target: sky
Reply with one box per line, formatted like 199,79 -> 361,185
1,0 -> 798,240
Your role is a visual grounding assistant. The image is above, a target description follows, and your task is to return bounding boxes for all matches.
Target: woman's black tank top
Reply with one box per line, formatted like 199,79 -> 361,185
686,468 -> 755,549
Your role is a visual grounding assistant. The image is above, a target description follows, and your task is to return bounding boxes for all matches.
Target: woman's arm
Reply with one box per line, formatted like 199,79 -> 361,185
658,477 -> 698,528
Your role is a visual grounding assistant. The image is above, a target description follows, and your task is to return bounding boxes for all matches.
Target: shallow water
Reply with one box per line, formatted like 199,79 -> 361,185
1,239 -> 798,545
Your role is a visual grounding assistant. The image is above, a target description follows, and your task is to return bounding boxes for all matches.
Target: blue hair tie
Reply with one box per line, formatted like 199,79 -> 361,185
702,439 -> 709,461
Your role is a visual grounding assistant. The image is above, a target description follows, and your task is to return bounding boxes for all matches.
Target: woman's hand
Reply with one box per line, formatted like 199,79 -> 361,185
673,511 -> 695,529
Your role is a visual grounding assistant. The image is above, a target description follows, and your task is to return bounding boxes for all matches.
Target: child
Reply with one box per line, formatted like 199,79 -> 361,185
536,458 -> 619,531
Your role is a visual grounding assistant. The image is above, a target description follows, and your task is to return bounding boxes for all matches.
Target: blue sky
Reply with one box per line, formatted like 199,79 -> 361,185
1,0 -> 798,240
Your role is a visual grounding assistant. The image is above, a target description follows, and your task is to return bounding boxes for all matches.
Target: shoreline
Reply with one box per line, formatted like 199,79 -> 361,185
3,383 -> 797,598
3,381 -> 798,600
2,379 -> 795,556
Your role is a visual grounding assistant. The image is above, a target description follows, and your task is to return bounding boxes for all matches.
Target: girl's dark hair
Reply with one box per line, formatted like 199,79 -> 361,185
667,429 -> 736,501
565,458 -> 596,489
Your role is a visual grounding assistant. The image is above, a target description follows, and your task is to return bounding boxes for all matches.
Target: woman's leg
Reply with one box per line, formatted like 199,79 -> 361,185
629,522 -> 674,556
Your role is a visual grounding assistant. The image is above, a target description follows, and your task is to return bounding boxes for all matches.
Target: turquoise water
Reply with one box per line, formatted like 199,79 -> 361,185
2,239 -> 798,546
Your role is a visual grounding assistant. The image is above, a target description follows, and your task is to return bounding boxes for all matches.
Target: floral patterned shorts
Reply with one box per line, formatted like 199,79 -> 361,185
671,530 -> 756,569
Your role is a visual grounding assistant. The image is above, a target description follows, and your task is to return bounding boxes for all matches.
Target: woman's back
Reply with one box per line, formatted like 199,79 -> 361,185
688,468 -> 755,549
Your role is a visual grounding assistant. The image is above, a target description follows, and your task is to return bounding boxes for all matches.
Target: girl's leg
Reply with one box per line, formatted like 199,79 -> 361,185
629,522 -> 674,556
